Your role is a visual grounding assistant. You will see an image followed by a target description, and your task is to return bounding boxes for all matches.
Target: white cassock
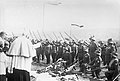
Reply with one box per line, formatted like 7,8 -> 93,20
8,36 -> 36,73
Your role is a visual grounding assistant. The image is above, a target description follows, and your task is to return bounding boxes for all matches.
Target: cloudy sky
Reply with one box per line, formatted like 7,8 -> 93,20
0,0 -> 120,40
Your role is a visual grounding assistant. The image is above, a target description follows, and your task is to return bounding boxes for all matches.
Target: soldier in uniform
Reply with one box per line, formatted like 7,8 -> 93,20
107,38 -> 117,52
88,37 -> 98,62
41,42 -> 45,61
105,40 -> 116,66
76,40 -> 85,66
98,41 -> 106,65
44,40 -> 51,64
80,49 -> 91,74
35,42 -> 41,63
105,52 -> 119,81
69,40 -> 77,64
62,47 -> 72,68
56,41 -> 63,61
89,50 -> 102,79
51,41 -> 57,63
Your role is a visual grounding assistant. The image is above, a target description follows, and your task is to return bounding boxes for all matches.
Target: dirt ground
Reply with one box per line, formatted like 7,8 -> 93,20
31,60 -> 107,81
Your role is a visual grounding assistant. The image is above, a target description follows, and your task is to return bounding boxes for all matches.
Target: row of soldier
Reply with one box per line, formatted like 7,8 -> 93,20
33,36 -> 117,65
33,36 -> 119,80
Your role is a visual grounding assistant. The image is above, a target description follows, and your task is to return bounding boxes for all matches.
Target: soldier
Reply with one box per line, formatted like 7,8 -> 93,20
69,40 -> 77,64
56,41 -> 63,61
80,49 -> 91,74
107,38 -> 117,51
51,41 -> 57,63
41,42 -> 45,61
105,52 -> 119,81
44,40 -> 51,64
88,37 -> 98,62
35,42 -> 42,63
89,50 -> 102,79
98,41 -> 106,65
76,40 -> 85,66
105,40 -> 116,66
62,47 -> 72,68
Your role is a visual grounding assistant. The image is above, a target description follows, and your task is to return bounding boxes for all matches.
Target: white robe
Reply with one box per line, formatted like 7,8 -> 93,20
8,36 -> 36,73
0,52 -> 7,75
8,36 -> 36,58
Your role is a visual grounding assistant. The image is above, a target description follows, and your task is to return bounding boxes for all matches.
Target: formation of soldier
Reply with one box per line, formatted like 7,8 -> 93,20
0,31 -> 119,81
33,35 -> 119,80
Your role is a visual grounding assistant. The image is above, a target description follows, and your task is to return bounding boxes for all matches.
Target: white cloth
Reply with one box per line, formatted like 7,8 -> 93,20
7,36 -> 36,73
0,52 -> 7,75
8,56 -> 32,72
8,36 -> 36,58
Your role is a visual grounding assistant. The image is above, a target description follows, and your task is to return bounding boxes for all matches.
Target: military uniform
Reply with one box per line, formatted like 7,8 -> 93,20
105,53 -> 119,81
76,44 -> 85,63
88,41 -> 98,62
70,44 -> 77,63
80,51 -> 91,73
56,44 -> 63,61
105,42 -> 116,65
62,49 -> 71,68
51,43 -> 57,63
100,44 -> 106,65
36,44 -> 41,63
89,51 -> 102,78
41,43 -> 45,61
44,43 -> 51,64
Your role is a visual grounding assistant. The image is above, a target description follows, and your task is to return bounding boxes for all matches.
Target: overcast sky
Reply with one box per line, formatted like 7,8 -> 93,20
0,0 -> 120,40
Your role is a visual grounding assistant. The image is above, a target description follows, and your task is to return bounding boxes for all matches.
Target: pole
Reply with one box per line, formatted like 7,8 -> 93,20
29,30 -> 34,39
43,31 -> 47,39
11,32 -> 15,37
32,31 -> 38,40
37,30 -> 42,39
47,34 -> 53,41
72,34 -> 78,42
53,32 -> 58,40
64,31 -> 74,41
59,32 -> 65,41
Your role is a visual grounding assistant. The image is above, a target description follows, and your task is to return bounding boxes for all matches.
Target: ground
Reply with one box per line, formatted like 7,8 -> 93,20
31,59 -> 107,81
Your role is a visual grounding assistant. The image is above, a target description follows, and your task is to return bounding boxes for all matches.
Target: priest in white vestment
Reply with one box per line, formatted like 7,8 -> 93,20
7,34 -> 36,81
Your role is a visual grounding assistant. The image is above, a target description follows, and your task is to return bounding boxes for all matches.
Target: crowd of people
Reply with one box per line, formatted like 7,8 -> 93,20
0,31 -> 119,81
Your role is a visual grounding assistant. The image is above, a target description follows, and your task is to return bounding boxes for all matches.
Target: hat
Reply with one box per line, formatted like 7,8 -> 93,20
112,52 -> 118,57
109,41 -> 113,44
89,37 -> 95,41
108,38 -> 112,42
78,40 -> 84,44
